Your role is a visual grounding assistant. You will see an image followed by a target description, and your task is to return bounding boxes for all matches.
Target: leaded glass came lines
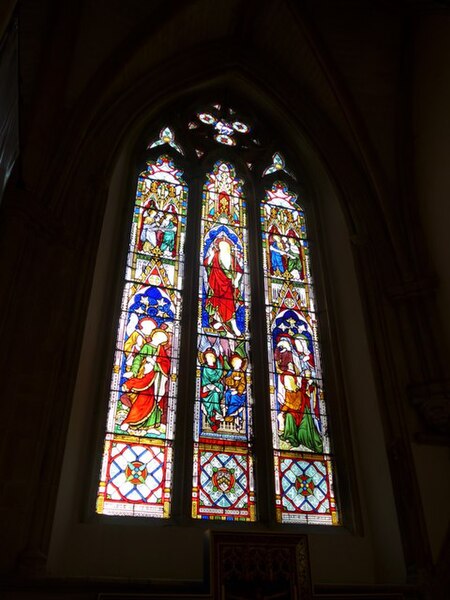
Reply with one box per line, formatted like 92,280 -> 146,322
261,180 -> 339,525
96,156 -> 187,518
96,110 -> 340,527
192,161 -> 256,521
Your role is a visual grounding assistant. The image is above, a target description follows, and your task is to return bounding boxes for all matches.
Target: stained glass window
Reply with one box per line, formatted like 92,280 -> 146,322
192,161 -> 255,521
96,155 -> 187,517
261,176 -> 338,525
96,104 -> 339,526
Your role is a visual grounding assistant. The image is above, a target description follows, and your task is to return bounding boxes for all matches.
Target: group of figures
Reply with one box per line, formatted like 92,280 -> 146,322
134,160 -> 186,260
113,164 -> 186,440
262,183 -> 325,457
119,316 -> 171,435
198,345 -> 248,435
269,233 -> 305,280
115,285 -> 178,438
98,157 -> 187,517
96,123 -> 337,521
272,314 -> 323,454
192,161 -> 255,520
197,163 -> 251,441
139,206 -> 178,256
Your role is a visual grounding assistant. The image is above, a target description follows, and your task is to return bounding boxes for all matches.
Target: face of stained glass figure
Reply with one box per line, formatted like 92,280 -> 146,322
204,350 -> 217,366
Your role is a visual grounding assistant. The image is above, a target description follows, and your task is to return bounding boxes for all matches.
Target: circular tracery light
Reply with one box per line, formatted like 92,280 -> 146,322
233,121 -> 249,134
215,134 -> 235,146
198,112 -> 216,125
197,109 -> 251,146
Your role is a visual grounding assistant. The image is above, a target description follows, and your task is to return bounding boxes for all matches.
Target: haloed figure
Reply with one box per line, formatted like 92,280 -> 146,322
120,328 -> 170,434
270,235 -> 286,275
140,209 -> 160,252
160,214 -> 177,255
200,348 -> 224,433
224,354 -> 247,432
278,372 -> 322,453
204,238 -> 243,336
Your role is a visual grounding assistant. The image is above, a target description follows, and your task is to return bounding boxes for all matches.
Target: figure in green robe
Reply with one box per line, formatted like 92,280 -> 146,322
279,373 -> 322,453
199,348 -> 224,432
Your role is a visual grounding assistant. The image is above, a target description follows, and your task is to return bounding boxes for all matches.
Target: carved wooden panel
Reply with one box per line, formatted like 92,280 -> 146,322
210,532 -> 312,600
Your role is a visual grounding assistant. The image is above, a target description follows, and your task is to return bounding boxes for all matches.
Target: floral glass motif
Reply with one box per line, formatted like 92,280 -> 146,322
197,112 -> 250,146
192,161 -> 256,521
261,181 -> 339,525
97,155 -> 188,518
149,126 -> 184,155
262,152 -> 296,180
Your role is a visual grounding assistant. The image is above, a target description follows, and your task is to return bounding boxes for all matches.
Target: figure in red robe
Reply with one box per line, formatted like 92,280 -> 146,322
204,238 -> 243,336
120,329 -> 170,432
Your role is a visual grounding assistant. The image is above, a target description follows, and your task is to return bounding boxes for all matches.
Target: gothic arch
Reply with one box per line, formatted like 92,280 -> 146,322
44,68 -> 406,582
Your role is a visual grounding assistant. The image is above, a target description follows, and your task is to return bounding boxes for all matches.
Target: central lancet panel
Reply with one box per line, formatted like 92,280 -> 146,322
192,161 -> 256,521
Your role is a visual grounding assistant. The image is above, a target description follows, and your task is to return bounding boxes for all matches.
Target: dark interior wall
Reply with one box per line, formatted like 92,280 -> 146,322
411,11 -> 450,564
0,1 -> 449,596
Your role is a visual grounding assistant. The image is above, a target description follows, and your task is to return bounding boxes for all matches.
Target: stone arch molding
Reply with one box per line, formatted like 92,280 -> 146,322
58,49 -> 384,251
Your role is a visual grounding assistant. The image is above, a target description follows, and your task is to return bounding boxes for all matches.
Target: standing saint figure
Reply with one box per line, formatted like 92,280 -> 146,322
224,354 -> 247,432
140,208 -> 160,252
123,316 -> 157,371
160,214 -> 177,255
286,238 -> 304,280
199,348 -> 224,433
204,237 -> 243,336
274,332 -> 322,452
269,235 -> 286,275
120,328 -> 170,433
278,373 -> 322,453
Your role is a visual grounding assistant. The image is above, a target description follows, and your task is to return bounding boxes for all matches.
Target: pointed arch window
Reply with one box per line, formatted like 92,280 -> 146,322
96,104 -> 339,526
